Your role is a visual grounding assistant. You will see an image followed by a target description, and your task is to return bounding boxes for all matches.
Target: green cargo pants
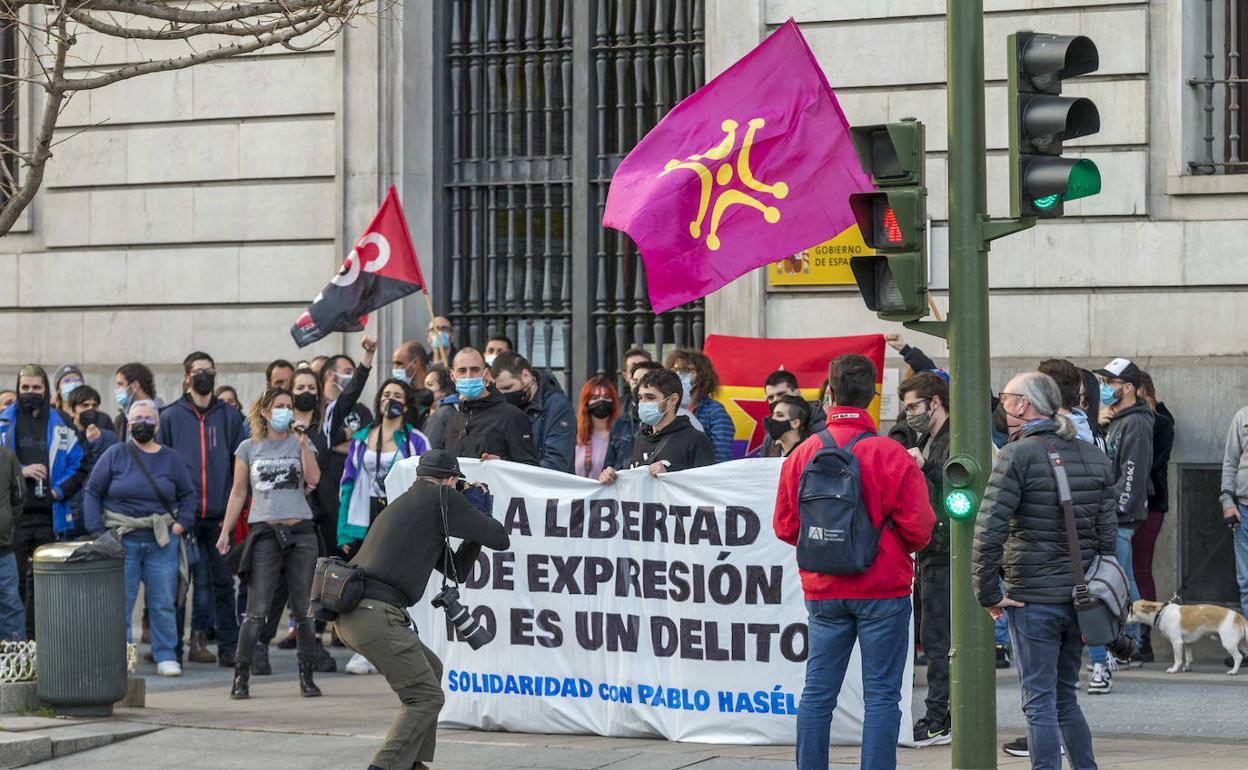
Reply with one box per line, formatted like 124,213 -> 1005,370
334,601 -> 444,769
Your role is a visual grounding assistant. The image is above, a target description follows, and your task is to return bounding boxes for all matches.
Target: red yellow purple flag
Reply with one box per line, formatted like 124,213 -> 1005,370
602,20 -> 870,314
703,333 -> 886,458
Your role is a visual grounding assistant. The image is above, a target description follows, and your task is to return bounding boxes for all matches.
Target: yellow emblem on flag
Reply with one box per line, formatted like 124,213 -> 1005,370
659,118 -> 789,250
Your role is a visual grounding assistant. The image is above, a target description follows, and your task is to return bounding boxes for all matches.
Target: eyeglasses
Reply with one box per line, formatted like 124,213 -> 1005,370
191,368 -> 216,377
129,417 -> 157,426
902,398 -> 931,415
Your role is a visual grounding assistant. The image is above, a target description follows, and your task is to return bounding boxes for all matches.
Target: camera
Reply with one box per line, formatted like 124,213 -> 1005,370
431,586 -> 493,649
1106,633 -> 1138,662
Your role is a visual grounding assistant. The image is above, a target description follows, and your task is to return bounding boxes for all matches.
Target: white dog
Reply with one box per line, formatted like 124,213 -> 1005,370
1128,599 -> 1248,675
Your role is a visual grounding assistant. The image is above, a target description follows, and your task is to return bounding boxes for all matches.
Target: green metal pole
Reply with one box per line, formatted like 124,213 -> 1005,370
946,1 -> 997,768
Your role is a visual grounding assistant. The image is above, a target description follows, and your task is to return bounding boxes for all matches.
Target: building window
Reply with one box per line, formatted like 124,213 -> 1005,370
0,20 -> 18,201
438,0 -> 705,383
1188,0 -> 1247,174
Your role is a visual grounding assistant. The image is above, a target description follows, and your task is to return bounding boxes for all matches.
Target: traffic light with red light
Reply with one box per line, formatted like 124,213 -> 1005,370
848,119 -> 928,322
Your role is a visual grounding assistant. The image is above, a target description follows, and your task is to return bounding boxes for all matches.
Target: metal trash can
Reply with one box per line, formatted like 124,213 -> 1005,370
33,541 -> 127,716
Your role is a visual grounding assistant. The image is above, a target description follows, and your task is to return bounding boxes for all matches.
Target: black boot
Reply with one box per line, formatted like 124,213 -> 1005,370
252,643 -> 272,676
313,640 -> 337,673
230,664 -> 250,700
298,658 -> 322,698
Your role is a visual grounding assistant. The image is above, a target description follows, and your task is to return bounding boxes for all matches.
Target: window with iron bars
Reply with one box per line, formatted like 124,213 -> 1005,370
1189,0 -> 1248,174
0,22 -> 17,200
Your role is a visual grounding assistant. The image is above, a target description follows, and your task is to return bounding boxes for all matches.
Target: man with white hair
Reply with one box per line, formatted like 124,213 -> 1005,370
974,371 -> 1117,769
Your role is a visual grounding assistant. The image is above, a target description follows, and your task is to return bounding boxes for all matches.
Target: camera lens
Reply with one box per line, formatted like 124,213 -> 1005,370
433,588 -> 494,650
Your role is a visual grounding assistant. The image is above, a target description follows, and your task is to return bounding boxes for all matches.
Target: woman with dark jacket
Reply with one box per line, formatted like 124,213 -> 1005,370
974,371 -> 1116,770
1132,372 -> 1175,660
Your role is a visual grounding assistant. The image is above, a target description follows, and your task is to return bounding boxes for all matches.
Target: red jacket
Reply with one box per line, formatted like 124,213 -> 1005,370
773,407 -> 935,600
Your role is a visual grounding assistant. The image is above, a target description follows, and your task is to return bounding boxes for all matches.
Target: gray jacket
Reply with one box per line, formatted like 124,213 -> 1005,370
1103,400 -> 1154,527
973,421 -> 1117,606
0,447 -> 21,553
1219,404 -> 1248,510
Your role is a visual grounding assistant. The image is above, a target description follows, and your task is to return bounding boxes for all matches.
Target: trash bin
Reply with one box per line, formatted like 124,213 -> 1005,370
33,540 -> 128,716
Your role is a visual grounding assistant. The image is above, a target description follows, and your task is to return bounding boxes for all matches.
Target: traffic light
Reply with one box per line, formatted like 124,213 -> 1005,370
943,454 -> 985,520
848,119 -> 928,322
1008,31 -> 1102,218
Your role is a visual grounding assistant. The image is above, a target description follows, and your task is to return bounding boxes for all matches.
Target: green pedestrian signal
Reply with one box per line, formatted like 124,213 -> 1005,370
1008,31 -> 1102,218
847,119 -> 928,322
944,489 -> 976,519
942,454 -> 985,520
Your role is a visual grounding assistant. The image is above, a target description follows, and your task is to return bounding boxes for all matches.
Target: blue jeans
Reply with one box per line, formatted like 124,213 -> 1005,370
123,535 -> 180,664
0,553 -> 25,640
1235,506 -> 1248,619
1089,527 -> 1141,664
1007,602 -> 1097,770
797,597 -> 910,770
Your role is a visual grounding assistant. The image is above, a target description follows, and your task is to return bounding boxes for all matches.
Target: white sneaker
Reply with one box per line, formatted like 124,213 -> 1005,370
345,652 -> 376,675
156,661 -> 182,677
1087,663 -> 1112,694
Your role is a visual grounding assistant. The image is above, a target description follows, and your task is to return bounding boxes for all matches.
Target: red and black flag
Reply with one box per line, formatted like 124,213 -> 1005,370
291,186 -> 427,347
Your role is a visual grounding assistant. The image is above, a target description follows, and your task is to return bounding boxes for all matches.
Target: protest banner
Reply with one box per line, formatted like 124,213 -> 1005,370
386,458 -> 914,745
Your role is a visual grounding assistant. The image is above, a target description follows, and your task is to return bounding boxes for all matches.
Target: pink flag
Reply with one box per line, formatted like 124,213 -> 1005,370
603,20 -> 870,314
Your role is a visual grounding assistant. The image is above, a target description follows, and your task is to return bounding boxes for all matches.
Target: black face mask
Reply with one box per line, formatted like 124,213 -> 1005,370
17,393 -> 43,414
588,400 -> 613,419
384,400 -> 406,419
992,402 -> 1009,437
190,371 -> 215,397
292,392 -> 318,413
130,423 -> 156,443
79,409 -> 98,427
503,389 -> 527,408
764,417 -> 793,441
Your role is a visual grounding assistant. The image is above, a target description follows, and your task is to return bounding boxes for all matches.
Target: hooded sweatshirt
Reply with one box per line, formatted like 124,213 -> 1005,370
625,415 -> 715,472
159,394 -> 246,519
443,388 -> 539,465
521,370 -> 575,473
1104,399 -> 1154,527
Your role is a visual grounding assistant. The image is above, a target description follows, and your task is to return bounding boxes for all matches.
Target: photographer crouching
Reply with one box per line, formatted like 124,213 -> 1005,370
327,450 -> 509,770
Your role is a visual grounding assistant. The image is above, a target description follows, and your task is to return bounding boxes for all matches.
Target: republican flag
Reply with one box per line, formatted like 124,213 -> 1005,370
703,333 -> 886,459
603,20 -> 870,313
292,186 -> 427,347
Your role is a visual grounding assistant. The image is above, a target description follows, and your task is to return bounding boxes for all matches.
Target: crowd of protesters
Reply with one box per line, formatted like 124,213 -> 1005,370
2,318 -> 1244,770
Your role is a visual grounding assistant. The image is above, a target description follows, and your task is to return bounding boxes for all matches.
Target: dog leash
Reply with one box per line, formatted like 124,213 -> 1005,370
1168,524 -> 1236,604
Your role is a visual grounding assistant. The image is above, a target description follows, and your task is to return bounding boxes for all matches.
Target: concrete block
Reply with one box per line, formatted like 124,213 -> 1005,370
39,191 -> 91,248
124,247 -> 240,305
79,309 -> 195,365
88,187 -> 194,247
190,306 -> 325,363
239,117 -> 336,179
191,54 -> 336,120
45,128 -> 128,188
16,310 -> 86,364
89,69 -> 196,127
0,253 -> 16,307
49,721 -> 161,757
987,292 -> 1092,358
191,181 -> 336,243
1183,221 -> 1248,285
1090,291 -> 1246,358
0,731 -> 52,767
17,250 -> 127,308
125,123 -> 241,185
124,676 -> 145,708
237,242 -> 336,304
0,682 -> 47,715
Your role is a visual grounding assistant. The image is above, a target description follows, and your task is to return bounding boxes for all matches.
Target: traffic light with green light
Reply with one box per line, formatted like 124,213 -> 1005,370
1008,31 -> 1102,218
847,119 -> 928,322
943,454 -> 985,520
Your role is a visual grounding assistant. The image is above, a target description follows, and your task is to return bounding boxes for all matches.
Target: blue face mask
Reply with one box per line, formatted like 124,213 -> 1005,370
269,408 -> 294,433
1099,382 -> 1119,407
455,377 -> 484,400
391,368 -> 411,385
678,372 -> 695,407
115,387 -> 132,410
431,331 -> 451,349
638,401 -> 665,426
60,381 -> 81,402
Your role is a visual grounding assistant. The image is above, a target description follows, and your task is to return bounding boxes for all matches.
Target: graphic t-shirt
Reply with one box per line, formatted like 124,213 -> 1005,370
235,435 -> 315,523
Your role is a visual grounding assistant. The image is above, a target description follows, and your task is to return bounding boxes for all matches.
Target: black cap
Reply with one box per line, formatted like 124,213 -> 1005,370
1092,357 -> 1142,387
417,449 -> 462,479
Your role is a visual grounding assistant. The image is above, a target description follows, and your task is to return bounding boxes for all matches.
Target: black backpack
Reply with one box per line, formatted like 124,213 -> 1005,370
796,430 -> 888,575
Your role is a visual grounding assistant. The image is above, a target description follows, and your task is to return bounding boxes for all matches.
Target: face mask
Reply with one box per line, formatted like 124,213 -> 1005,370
332,371 -> 353,390
993,402 -> 1009,436
269,408 -> 294,433
431,331 -> 451,349
60,381 -> 81,402
905,402 -> 933,435
190,370 -> 215,397
384,400 -> 405,419
764,417 -> 793,441
79,409 -> 98,427
678,372 -> 695,406
129,422 -> 156,443
485,354 -> 497,367
637,401 -> 664,426
588,400 -> 613,419
17,393 -> 43,413
292,392 -> 318,412
456,377 -> 484,400
115,386 -> 132,410
1099,382 -> 1120,407
503,389 -> 527,408
391,368 -> 411,385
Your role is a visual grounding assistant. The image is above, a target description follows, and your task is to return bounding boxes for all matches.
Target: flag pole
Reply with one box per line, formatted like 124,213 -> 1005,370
422,287 -> 448,366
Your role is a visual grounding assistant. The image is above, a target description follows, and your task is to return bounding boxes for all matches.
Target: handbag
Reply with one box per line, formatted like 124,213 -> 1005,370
1036,438 -> 1130,646
308,556 -> 365,621
125,443 -> 199,567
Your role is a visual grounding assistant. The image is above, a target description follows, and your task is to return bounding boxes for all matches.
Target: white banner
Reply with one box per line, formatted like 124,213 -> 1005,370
387,458 -> 913,745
